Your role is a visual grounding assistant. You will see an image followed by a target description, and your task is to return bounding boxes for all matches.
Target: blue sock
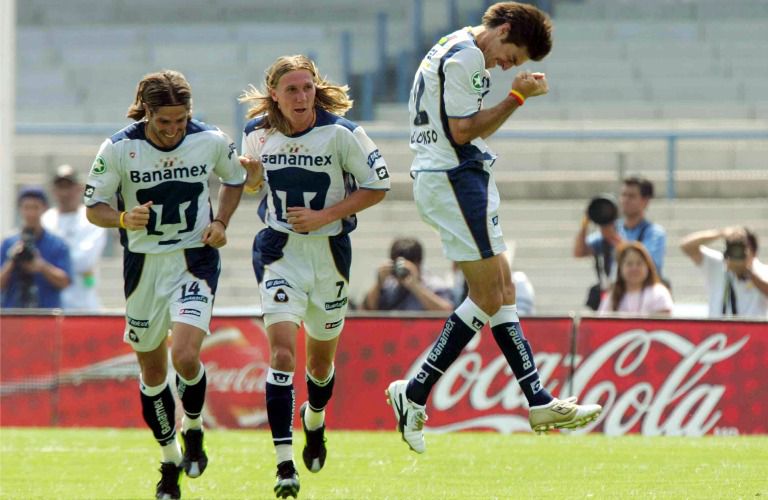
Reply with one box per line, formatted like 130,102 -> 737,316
266,368 -> 295,447
406,298 -> 489,405
140,379 -> 177,446
490,305 -> 553,407
176,363 -> 206,422
306,365 -> 335,412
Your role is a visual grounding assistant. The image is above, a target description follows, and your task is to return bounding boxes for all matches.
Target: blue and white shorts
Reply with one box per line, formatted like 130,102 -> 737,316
123,245 -> 220,352
413,166 -> 506,262
253,228 -> 351,341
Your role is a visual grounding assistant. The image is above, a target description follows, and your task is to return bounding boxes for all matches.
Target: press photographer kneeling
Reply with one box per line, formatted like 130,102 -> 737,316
1,187 -> 72,309
573,176 -> 668,310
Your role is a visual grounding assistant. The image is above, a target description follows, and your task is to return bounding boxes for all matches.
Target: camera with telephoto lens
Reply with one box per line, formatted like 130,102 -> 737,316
724,240 -> 747,261
393,257 -> 410,279
586,194 -> 619,225
14,229 -> 37,265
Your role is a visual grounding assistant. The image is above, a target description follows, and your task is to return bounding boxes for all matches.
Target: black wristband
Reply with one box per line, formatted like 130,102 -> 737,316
212,218 -> 227,230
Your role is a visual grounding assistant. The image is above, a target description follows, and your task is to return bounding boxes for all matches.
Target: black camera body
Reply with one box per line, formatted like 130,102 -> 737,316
724,240 -> 747,260
14,229 -> 37,265
587,195 -> 619,225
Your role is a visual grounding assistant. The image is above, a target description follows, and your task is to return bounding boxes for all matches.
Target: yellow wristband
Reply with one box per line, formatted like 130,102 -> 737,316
243,180 -> 264,194
119,211 -> 127,229
509,89 -> 525,106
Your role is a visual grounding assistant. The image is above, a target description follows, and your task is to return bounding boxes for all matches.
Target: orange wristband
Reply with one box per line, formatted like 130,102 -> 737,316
509,89 -> 525,106
119,211 -> 127,229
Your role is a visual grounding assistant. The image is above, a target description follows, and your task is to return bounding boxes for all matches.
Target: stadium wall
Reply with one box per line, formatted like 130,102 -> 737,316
1,313 -> 765,436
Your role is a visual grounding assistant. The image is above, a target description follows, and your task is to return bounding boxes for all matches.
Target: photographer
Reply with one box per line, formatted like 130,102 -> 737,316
1,187 -> 72,309
573,176 -> 667,310
680,226 -> 768,318
361,237 -> 453,312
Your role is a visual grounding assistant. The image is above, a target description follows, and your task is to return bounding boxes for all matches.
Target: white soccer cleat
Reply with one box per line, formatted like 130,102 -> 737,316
529,396 -> 602,434
386,380 -> 428,454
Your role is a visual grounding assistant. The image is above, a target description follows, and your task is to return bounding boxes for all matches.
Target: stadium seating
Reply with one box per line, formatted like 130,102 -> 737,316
12,0 -> 768,316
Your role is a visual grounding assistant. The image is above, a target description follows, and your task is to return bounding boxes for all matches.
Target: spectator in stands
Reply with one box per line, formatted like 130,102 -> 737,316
361,237 -> 453,312
598,241 -> 673,316
386,1 -> 600,457
0,187 -> 72,309
41,164 -> 108,311
574,176 -> 667,310
84,70 -> 246,499
239,55 -> 389,497
680,226 -> 768,319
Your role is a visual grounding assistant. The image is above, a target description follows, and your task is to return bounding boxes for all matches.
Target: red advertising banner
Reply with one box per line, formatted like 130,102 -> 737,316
1,314 -> 766,435
574,318 -> 768,436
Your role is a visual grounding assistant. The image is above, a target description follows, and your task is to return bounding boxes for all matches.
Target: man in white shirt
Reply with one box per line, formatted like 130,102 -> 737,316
681,226 -> 768,318
42,164 -> 108,311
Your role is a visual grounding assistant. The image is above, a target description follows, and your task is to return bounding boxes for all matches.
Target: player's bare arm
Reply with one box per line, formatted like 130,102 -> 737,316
86,201 -> 152,231
285,188 -> 386,233
449,72 -> 548,144
202,183 -> 244,248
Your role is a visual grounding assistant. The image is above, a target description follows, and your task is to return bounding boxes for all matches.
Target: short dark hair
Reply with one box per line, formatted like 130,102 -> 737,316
18,186 -> 48,206
623,176 -> 654,199
390,237 -> 423,266
482,2 -> 553,61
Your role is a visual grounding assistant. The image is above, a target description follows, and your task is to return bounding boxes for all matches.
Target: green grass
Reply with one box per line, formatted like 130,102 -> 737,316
1,428 -> 766,499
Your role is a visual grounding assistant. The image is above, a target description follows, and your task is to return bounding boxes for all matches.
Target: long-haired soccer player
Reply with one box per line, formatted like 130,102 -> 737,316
239,55 -> 389,498
85,70 -> 246,499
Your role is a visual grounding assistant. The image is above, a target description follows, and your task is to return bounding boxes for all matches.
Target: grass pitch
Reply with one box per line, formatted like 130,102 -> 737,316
1,428 -> 766,499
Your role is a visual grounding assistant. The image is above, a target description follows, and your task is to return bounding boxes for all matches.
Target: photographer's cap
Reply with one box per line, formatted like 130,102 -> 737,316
53,164 -> 78,185
17,186 -> 49,206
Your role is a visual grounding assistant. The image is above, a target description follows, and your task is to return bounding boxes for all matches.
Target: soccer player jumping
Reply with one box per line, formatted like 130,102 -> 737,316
387,2 -> 602,453
85,70 -> 246,499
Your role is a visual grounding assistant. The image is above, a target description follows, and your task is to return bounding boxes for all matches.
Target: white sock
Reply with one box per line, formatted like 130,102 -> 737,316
182,415 -> 203,432
162,439 -> 183,466
304,407 -> 325,431
275,444 -> 293,464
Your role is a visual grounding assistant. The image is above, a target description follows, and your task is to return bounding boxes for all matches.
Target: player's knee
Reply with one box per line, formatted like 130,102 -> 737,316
306,357 -> 333,381
470,289 -> 503,316
171,348 -> 200,380
270,346 -> 296,372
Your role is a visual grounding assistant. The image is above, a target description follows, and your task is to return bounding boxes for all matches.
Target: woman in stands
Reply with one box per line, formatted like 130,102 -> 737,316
598,241 -> 673,315
238,55 -> 390,499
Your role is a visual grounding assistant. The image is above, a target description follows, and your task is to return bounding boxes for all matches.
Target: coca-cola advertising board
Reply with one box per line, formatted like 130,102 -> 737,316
573,318 -> 768,436
1,314 -> 766,435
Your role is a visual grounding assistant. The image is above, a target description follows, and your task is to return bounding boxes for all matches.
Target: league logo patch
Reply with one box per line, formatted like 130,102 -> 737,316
274,288 -> 289,303
491,215 -> 499,226
471,71 -> 483,91
84,184 -> 96,199
90,156 -> 106,175
471,316 -> 484,330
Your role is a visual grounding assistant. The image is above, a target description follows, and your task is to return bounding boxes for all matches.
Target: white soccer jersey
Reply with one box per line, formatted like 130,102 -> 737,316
242,108 -> 390,236
84,119 -> 246,254
409,28 -> 497,172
